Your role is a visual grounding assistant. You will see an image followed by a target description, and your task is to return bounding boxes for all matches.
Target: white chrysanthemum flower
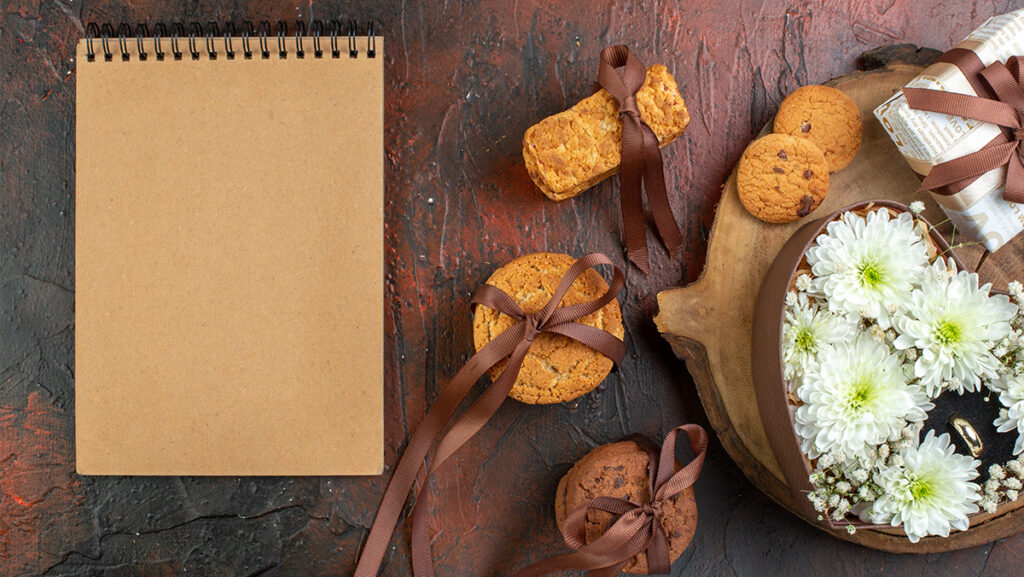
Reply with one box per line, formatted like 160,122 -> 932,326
909,201 -> 926,214
794,335 -> 933,459
782,293 -> 857,384
864,431 -> 980,543
806,209 -> 929,329
893,258 -> 1016,395
993,372 -> 1024,455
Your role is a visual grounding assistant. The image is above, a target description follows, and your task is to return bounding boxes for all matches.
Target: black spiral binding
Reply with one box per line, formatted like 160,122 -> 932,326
84,19 -> 377,62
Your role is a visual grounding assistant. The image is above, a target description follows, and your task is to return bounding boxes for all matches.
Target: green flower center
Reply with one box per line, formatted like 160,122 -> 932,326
934,319 -> 962,345
909,478 -> 934,502
794,328 -> 816,353
846,380 -> 875,412
858,259 -> 884,288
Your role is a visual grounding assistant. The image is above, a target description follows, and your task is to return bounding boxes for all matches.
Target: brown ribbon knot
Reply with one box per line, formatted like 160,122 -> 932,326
598,45 -> 685,274
511,424 -> 708,577
903,56 -> 1024,203
354,253 -> 626,577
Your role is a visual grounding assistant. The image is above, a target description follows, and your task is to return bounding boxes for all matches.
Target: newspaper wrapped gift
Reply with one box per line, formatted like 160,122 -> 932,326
875,9 -> 1024,251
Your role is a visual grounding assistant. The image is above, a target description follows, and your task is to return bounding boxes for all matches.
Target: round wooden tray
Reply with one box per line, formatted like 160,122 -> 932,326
655,60 -> 1024,553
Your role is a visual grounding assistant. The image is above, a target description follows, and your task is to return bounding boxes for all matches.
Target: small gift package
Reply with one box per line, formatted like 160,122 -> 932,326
874,9 -> 1024,251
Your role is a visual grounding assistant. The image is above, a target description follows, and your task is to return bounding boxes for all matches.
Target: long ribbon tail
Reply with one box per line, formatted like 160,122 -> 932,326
644,424 -> 707,573
619,115 -> 650,273
357,253 -> 626,577
410,256 -> 625,577
410,340 -> 533,577
639,122 -> 685,259
352,324 -> 527,577
903,87 -> 1020,127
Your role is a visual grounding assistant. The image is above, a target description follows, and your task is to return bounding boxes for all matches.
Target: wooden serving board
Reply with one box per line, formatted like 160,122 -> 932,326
655,61 -> 1024,553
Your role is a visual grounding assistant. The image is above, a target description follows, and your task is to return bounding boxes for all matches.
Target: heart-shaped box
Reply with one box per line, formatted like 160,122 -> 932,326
751,199 -> 966,533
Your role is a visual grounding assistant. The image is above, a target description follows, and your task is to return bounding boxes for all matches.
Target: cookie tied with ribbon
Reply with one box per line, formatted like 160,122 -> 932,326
522,47 -> 689,273
354,253 -> 626,577
903,55 -> 1024,203
512,424 -> 708,576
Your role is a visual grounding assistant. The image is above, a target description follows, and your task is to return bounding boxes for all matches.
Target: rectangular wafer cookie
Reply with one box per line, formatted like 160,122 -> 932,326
523,64 -> 690,201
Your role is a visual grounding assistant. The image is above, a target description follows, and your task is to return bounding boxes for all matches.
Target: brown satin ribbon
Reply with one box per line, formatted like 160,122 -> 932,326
936,48 -> 994,99
598,45 -> 684,274
353,253 -> 627,577
511,424 -> 708,577
903,55 -> 1024,203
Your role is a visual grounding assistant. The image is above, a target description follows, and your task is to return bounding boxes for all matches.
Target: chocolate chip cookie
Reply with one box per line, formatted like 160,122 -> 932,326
737,133 -> 829,224
774,84 -> 862,172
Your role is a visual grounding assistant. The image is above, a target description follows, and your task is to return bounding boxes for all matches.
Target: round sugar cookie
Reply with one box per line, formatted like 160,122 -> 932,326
774,84 -> 862,171
471,252 -> 624,405
737,133 -> 830,224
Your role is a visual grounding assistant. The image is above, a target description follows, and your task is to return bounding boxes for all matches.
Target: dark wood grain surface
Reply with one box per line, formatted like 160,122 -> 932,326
5,1 -> 1024,575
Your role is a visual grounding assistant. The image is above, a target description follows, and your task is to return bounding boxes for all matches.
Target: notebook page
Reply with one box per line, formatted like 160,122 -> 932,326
75,36 -> 383,475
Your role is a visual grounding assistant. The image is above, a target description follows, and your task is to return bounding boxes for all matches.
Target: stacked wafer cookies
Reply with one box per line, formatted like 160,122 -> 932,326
523,65 -> 690,201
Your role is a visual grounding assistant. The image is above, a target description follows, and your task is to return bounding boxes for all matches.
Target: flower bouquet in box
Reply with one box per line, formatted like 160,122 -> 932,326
753,200 -> 1024,542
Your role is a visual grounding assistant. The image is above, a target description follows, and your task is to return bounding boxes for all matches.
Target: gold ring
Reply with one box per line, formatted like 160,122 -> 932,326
949,415 -> 983,458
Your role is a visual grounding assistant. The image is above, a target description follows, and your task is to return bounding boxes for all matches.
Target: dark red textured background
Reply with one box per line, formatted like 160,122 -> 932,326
5,0 -> 1024,575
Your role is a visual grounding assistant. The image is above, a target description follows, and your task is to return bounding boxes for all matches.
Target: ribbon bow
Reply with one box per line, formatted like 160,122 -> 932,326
354,253 -> 626,577
511,424 -> 708,577
597,45 -> 685,274
903,56 -> 1024,203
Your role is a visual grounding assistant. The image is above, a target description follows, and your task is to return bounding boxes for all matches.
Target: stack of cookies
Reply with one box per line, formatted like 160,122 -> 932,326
737,85 -> 862,224
472,252 -> 625,404
555,440 -> 698,574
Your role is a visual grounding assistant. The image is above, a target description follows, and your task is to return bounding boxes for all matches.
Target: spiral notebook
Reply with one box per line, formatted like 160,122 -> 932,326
75,21 -> 384,476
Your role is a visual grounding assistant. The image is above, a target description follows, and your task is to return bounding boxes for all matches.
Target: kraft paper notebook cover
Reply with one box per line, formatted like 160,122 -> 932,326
74,22 -> 383,475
